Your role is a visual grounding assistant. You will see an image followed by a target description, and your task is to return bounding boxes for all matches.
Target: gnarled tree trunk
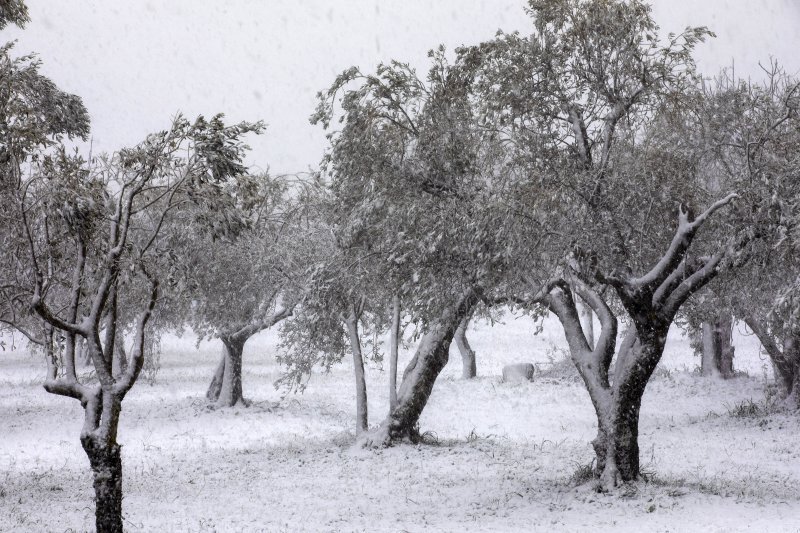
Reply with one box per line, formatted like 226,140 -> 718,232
206,307 -> 294,407
361,288 -> 481,447
454,310 -> 476,379
214,336 -> 245,407
82,434 -> 123,533
545,195 -> 738,490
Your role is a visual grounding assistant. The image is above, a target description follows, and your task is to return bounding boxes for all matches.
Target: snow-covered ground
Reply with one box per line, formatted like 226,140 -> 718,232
2,313 -> 799,532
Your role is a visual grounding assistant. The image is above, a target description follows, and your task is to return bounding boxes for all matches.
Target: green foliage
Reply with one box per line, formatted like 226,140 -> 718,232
0,0 -> 29,30
0,42 -> 90,164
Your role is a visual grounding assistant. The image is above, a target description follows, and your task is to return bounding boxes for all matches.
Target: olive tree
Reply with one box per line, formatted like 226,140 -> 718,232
451,0 -> 776,489
156,172 -> 299,407
311,49 -> 531,445
0,29 -> 90,359
16,114 -> 261,532
702,66 -> 800,405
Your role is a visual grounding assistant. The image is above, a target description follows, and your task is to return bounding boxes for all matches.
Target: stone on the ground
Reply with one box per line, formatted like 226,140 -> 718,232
502,363 -> 535,383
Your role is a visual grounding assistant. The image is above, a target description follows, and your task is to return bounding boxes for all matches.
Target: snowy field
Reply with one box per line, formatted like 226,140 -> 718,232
2,313 -> 799,532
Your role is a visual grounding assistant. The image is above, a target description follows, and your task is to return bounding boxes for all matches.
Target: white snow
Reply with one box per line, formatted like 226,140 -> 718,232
1,314 -> 799,532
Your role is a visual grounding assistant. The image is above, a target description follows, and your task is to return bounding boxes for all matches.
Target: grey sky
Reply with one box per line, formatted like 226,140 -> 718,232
4,1 -> 800,174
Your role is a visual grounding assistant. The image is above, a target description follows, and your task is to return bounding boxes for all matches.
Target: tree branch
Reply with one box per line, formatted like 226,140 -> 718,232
630,193 -> 738,292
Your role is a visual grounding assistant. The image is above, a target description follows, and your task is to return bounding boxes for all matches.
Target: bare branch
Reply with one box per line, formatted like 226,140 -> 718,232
113,270 -> 159,398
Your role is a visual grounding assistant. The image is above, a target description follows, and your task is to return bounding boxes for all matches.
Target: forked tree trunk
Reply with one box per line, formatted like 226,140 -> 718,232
607,326 -> 668,483
205,308 -> 294,407
361,288 -> 480,447
454,311 -> 476,379
581,323 -> 669,487
389,294 -> 401,412
345,308 -> 369,434
545,195 -> 738,490
81,436 -> 123,533
545,285 -> 655,488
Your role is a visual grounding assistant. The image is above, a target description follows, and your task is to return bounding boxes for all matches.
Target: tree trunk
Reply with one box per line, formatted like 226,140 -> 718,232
700,321 -> 721,377
215,336 -> 245,407
82,437 -> 123,533
716,317 -> 734,378
345,309 -> 368,434
454,312 -> 476,379
600,326 -> 667,485
789,355 -> 800,409
389,294 -> 401,413
206,348 -> 226,401
112,335 -> 128,379
744,316 -> 798,403
542,283 -> 643,489
80,339 -> 92,367
784,336 -> 800,408
361,288 -> 480,447
578,297 -> 594,350
701,317 -> 734,378
592,394 -> 642,488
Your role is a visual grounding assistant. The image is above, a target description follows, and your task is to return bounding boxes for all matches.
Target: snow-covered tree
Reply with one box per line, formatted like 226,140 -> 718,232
158,172 -> 299,407
0,37 -> 90,353
311,49 -> 534,445
16,114 -> 261,532
453,0 -> 760,489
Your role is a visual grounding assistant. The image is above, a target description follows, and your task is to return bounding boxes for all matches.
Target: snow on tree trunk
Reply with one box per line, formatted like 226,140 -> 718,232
592,393 -> 643,488
610,327 -> 668,482
345,309 -> 368,434
542,196 -> 738,490
454,311 -> 476,379
389,294 -> 401,413
578,297 -> 594,350
206,349 -> 226,401
216,336 -> 245,407
206,309 -> 293,406
82,437 -> 124,533
360,288 -> 480,447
